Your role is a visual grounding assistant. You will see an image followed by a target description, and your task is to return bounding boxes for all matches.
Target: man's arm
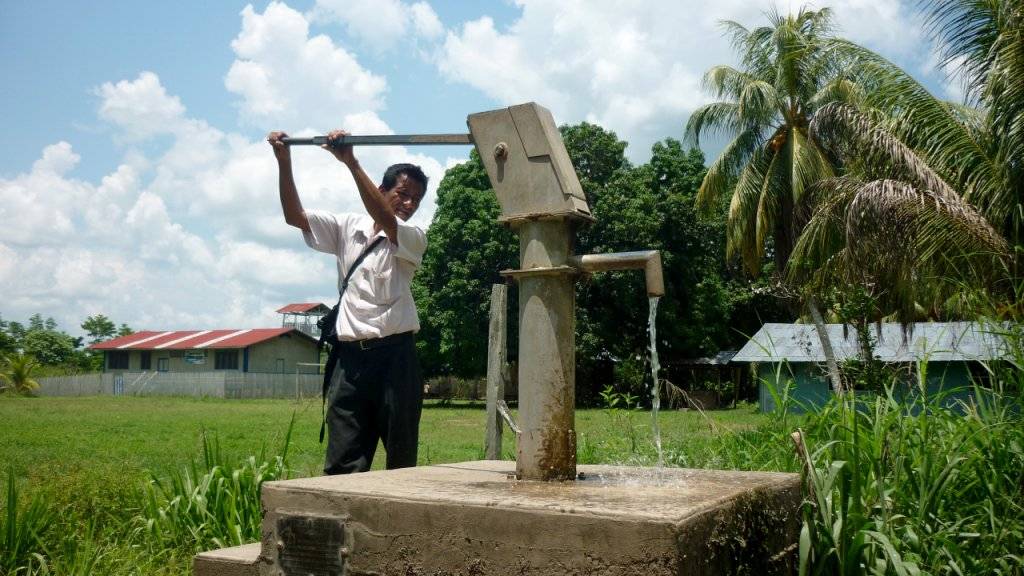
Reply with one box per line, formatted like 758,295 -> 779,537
322,129 -> 398,244
268,131 -> 310,232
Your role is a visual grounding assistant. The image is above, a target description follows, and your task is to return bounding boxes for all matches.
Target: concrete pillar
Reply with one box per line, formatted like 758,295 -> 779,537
515,219 -> 576,481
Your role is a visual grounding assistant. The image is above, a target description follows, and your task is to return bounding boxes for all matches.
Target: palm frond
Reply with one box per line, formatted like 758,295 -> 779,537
695,128 -> 761,215
754,149 -> 787,265
728,149 -> 770,274
811,103 -> 959,201
737,80 -> 781,127
846,178 -> 1008,273
684,102 -> 740,147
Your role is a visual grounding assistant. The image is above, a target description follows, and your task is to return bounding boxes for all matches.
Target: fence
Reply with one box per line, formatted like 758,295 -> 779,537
36,371 -> 324,399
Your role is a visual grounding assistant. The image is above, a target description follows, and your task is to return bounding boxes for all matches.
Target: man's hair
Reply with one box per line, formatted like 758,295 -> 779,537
381,163 -> 428,197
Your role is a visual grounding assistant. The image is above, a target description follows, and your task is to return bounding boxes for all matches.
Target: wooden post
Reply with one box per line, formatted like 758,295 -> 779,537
485,284 -> 508,460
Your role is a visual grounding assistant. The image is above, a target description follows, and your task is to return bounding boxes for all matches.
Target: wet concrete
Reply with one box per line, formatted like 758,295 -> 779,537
244,460 -> 801,575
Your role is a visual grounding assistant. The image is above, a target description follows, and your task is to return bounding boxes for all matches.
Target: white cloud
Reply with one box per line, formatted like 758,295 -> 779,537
95,72 -> 187,140
309,0 -> 443,52
437,0 -> 929,161
410,2 -> 443,40
225,2 -> 387,129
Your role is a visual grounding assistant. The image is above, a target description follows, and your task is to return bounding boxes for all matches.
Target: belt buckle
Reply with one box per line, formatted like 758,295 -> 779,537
358,339 -> 371,351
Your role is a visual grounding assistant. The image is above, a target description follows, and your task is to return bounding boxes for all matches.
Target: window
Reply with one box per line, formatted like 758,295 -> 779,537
157,358 -> 169,372
140,351 -> 152,370
107,351 -> 130,370
215,350 -> 239,370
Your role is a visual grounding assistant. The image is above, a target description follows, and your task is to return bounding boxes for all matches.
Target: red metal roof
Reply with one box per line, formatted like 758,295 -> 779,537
90,328 -> 316,350
276,303 -> 329,314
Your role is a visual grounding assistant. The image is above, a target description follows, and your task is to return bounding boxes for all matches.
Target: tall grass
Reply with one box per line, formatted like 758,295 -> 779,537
1,468 -> 53,575
794,356 -> 1024,573
137,414 -> 295,555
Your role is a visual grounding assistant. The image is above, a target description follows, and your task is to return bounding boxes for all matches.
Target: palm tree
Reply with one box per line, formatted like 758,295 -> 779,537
685,7 -> 858,276
686,7 -> 861,391
788,0 -> 1019,320
0,354 -> 40,396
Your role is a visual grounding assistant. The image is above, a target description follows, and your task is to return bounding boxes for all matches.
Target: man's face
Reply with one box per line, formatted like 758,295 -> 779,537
382,173 -> 424,222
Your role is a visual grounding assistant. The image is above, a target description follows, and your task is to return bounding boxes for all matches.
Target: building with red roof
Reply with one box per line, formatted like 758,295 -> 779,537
89,305 -> 325,374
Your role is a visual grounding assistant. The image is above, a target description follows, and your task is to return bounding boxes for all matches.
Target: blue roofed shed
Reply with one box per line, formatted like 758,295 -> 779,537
732,322 -> 1011,412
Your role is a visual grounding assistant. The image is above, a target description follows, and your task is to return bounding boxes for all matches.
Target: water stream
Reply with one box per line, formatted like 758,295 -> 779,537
648,295 -> 663,467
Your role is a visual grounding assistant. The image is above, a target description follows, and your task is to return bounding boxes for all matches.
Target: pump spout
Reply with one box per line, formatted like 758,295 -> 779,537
568,250 -> 665,297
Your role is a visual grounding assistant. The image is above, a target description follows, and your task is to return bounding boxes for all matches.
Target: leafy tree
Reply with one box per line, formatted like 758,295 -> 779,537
6,321 -> 26,347
22,329 -> 75,365
0,315 -> 16,356
412,151 -> 517,377
0,354 -> 40,395
28,313 -> 45,332
415,123 -> 772,403
117,323 -> 134,337
82,314 -> 117,344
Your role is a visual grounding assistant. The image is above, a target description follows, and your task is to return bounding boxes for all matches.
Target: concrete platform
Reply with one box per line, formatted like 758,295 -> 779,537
193,543 -> 261,576
245,460 -> 800,575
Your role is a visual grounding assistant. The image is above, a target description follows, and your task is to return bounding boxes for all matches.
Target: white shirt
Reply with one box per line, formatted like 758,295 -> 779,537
303,210 -> 427,341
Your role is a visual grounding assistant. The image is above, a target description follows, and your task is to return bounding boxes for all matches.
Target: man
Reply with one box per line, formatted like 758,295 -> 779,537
268,129 -> 428,475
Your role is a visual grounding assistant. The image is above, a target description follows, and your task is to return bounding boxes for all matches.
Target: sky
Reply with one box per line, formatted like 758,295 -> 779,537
0,0 -> 959,337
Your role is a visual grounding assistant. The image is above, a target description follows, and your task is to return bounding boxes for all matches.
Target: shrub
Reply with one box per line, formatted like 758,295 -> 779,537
137,415 -> 294,554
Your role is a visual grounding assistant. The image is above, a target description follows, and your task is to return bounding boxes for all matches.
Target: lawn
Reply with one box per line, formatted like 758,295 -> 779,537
2,385 -> 1021,575
0,395 -> 769,574
0,395 -> 768,510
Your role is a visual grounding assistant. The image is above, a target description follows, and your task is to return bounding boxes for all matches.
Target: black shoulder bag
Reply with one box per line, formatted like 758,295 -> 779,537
318,236 -> 385,443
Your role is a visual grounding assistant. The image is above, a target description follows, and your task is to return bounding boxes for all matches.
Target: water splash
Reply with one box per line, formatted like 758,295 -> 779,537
648,295 -> 663,467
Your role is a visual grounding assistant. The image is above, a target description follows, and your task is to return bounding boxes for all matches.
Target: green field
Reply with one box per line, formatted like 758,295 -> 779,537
0,396 -> 770,522
0,396 -> 770,574
0,396 -> 768,487
2,386 -> 1021,575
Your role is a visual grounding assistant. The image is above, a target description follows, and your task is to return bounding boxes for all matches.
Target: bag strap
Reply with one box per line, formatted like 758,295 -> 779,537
316,236 -> 387,352
319,235 -> 386,443
342,236 -> 386,295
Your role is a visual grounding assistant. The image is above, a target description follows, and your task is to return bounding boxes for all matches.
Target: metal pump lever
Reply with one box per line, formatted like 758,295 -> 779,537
282,134 -> 473,147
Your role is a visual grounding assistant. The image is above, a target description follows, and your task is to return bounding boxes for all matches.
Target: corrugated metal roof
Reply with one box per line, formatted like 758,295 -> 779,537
276,303 -> 329,314
732,322 -> 1012,363
90,328 -> 315,350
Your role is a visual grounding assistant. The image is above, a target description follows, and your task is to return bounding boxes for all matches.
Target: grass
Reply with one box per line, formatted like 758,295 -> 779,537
0,396 -> 767,486
2,380 -> 1020,575
0,395 -> 768,574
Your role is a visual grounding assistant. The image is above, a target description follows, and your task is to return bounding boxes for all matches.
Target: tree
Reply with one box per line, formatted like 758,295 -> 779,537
684,7 -> 854,276
0,315 -> 16,357
6,321 -> 26,348
788,1 -> 1018,320
82,315 -> 117,345
685,7 -> 856,391
116,323 -> 134,337
412,150 -> 517,378
414,122 -> 770,404
22,329 -> 75,365
0,354 -> 40,395
28,313 -> 45,332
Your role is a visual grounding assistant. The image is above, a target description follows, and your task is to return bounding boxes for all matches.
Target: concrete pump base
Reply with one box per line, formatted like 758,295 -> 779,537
196,460 -> 801,576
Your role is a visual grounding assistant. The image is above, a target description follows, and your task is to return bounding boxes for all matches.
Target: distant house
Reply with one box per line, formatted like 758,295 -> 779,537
732,322 -> 1010,412
90,328 -> 320,374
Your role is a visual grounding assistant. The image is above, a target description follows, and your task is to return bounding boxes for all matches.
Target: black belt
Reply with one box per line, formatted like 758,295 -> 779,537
336,331 -> 412,351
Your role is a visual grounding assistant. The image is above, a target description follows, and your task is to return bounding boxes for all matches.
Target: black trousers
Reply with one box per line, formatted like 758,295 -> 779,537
323,332 -> 423,475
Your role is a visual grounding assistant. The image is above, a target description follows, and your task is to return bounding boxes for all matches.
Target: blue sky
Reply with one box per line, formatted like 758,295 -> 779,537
1,0 -> 957,336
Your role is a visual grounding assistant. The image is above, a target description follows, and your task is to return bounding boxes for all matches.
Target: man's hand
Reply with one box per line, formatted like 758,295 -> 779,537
323,129 -> 357,167
267,131 -> 291,163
